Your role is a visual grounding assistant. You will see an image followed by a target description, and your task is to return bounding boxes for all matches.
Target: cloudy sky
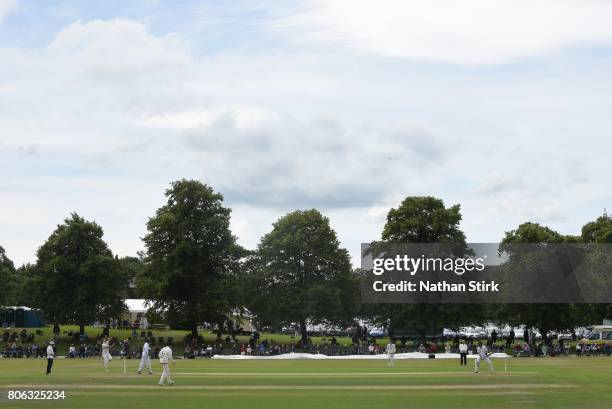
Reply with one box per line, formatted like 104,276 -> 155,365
1,0 -> 611,266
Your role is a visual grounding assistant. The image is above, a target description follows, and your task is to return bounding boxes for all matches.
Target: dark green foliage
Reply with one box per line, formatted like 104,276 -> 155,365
366,196 -> 483,341
582,212 -> 612,243
139,180 -> 244,338
117,256 -> 146,299
497,220 -> 611,341
0,246 -> 17,306
382,196 -> 466,243
247,209 -> 359,345
28,213 -> 128,334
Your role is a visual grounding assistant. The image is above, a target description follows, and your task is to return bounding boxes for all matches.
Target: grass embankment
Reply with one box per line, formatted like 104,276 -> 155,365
2,326 -> 361,355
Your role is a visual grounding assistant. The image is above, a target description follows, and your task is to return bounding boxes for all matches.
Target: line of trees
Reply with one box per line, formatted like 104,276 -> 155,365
1,180 -> 610,342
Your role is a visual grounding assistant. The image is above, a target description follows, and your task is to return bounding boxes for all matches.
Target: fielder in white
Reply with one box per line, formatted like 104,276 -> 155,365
385,340 -> 397,367
474,342 -> 495,374
101,337 -> 113,372
137,340 -> 153,375
158,345 -> 175,386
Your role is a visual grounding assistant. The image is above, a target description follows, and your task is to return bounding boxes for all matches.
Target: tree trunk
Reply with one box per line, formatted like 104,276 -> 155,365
79,324 -> 85,335
191,321 -> 199,339
299,320 -> 308,347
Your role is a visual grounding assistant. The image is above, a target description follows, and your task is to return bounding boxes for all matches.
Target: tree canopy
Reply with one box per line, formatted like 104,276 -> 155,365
139,179 -> 244,338
2,185 -> 609,337
365,196 -> 484,341
247,209 -> 359,345
27,213 -> 128,334
0,246 -> 17,306
382,196 -> 466,243
581,211 -> 612,243
496,221 -> 610,343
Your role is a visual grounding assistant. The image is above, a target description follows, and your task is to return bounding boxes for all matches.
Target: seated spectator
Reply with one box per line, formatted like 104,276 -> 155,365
583,344 -> 591,356
69,344 -> 76,358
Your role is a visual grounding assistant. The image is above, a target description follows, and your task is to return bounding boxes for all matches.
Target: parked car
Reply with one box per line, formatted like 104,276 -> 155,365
442,328 -> 457,338
368,327 -> 385,337
579,326 -> 612,346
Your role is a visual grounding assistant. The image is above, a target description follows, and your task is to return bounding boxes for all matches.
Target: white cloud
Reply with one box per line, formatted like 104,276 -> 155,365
0,17 -> 452,265
139,107 -> 276,131
180,109 -> 447,207
47,19 -> 189,70
272,0 -> 612,64
1,14 -> 611,268
0,0 -> 15,23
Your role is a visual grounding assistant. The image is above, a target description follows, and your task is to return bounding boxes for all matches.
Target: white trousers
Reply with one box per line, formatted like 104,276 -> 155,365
475,356 -> 494,372
138,354 -> 152,373
102,352 -> 112,369
387,353 -> 395,367
159,363 -> 173,385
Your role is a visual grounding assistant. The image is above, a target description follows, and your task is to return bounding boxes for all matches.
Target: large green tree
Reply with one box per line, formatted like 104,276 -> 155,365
0,246 -> 17,306
579,212 -> 612,321
581,211 -> 612,243
139,180 -> 243,339
497,222 -> 584,344
29,213 -> 128,334
366,196 -> 484,341
247,209 -> 359,346
382,196 -> 466,243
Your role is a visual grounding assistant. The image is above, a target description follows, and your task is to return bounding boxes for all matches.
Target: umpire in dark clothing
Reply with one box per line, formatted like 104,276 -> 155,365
459,339 -> 468,366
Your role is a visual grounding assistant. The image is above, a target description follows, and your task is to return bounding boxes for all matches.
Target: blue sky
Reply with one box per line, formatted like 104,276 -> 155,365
1,0 -> 611,266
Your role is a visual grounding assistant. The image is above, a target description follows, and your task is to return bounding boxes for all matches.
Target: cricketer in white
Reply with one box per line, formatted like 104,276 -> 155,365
101,337 -> 113,372
137,340 -> 153,375
385,340 -> 396,367
474,342 -> 495,374
158,345 -> 175,386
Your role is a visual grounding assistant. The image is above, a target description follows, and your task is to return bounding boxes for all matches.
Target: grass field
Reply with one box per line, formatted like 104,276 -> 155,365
0,356 -> 610,409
